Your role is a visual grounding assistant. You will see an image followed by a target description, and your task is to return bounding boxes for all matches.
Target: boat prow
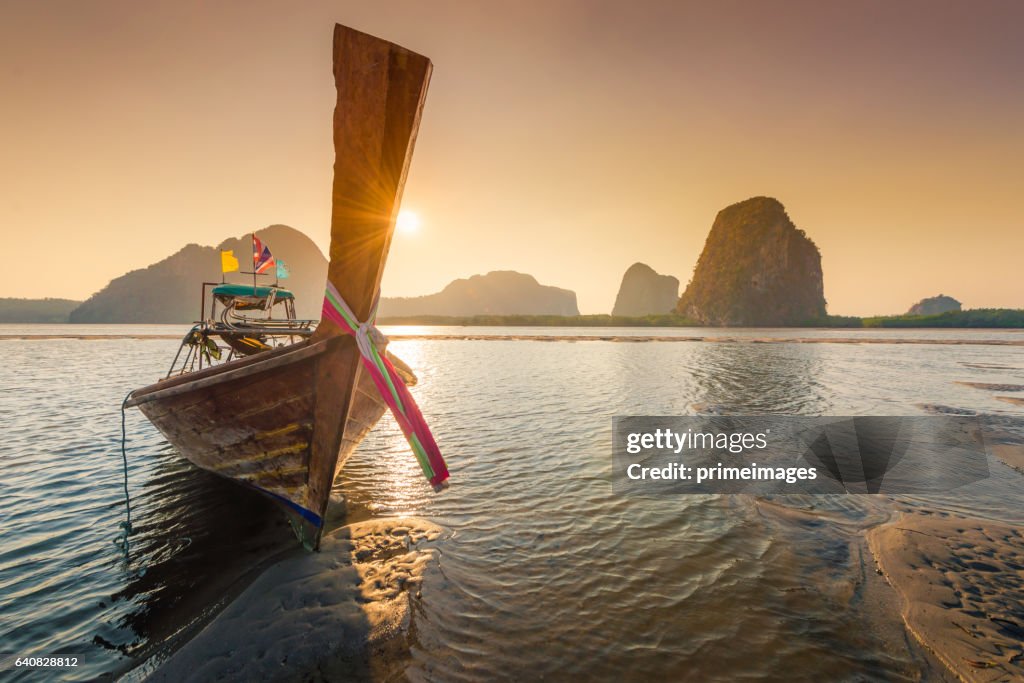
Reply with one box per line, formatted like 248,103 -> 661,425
127,338 -> 416,547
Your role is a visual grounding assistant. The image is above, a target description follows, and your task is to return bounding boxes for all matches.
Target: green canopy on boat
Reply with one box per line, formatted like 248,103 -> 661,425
212,284 -> 295,300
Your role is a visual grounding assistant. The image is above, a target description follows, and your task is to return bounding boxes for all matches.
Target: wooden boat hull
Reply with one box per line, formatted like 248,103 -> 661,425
126,337 -> 414,547
128,24 -> 436,550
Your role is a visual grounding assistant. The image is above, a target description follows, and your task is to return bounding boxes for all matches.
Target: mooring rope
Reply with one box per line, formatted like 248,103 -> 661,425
118,394 -> 193,569
321,282 -> 449,490
116,392 -> 134,561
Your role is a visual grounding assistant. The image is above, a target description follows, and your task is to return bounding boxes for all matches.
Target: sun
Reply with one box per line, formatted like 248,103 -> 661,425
396,210 -> 420,235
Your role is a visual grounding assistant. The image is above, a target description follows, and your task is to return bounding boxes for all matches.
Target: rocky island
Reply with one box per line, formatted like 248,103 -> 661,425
69,225 -> 328,322
378,271 -> 579,317
611,263 -> 679,316
676,197 -> 826,326
906,294 -> 961,316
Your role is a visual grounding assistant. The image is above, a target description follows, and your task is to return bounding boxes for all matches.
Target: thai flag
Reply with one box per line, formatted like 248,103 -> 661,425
252,235 -> 276,274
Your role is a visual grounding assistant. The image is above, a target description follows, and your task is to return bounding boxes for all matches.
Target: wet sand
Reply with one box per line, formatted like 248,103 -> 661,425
990,444 -> 1024,474
386,335 -> 1024,346
989,437 -> 1024,474
136,518 -> 442,682
955,382 -> 1024,392
868,512 -> 1024,681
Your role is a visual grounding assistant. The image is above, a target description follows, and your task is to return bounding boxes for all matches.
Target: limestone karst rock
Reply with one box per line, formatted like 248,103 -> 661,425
676,197 -> 826,326
378,271 -> 579,317
70,225 -> 327,322
611,263 -> 679,316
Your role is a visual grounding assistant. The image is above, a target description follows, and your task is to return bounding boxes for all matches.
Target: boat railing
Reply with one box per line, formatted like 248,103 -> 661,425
164,318 -> 318,378
160,281 -> 320,377
216,303 -> 317,333
165,324 -> 206,378
212,322 -> 317,336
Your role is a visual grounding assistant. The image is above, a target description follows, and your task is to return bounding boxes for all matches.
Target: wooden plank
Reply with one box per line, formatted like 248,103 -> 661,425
126,339 -> 330,408
130,337 -> 314,397
306,25 -> 432,546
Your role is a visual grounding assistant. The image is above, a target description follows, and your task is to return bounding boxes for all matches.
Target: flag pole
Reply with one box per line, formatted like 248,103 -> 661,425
252,233 -> 257,293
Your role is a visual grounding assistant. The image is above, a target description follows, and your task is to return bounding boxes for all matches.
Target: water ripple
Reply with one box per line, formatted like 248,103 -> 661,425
1,331 -> 1022,679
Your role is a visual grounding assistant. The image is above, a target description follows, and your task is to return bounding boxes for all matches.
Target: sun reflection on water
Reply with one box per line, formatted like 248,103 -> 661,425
338,339 -> 440,519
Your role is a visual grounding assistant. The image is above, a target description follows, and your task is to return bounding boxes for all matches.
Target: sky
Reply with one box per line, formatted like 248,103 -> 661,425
1,0 -> 1022,315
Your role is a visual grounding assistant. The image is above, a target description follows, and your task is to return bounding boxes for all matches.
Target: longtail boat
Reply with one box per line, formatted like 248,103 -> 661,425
126,24 -> 448,550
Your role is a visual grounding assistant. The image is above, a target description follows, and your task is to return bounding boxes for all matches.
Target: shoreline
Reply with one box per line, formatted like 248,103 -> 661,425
1,333 -> 1023,346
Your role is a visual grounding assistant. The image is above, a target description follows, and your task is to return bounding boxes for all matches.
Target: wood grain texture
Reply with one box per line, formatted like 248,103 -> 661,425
307,25 -> 432,546
126,340 -> 328,408
133,338 -> 406,540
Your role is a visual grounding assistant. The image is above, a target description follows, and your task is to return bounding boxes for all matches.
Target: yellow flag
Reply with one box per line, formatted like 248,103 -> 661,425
221,249 -> 239,273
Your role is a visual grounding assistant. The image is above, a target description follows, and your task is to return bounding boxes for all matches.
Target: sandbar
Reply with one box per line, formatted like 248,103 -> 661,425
1,333 -> 1023,346
135,517 -> 442,682
868,512 -> 1024,681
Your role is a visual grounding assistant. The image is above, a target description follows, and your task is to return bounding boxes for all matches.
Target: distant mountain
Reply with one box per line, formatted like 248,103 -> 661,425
69,225 -> 328,323
907,294 -> 961,316
677,197 -> 826,326
0,298 -> 82,323
612,263 -> 679,316
378,271 -> 579,317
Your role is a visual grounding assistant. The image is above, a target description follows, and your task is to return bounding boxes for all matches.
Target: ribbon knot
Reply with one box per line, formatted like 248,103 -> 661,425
322,282 -> 449,490
356,319 -> 389,357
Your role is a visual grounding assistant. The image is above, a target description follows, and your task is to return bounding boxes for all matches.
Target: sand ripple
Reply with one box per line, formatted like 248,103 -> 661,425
140,518 -> 443,682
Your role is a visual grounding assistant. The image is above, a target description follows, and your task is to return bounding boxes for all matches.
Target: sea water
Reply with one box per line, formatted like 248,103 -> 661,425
1,325 -> 1022,680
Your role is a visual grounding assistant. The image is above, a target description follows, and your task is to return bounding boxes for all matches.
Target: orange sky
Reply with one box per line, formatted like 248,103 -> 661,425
2,0 -> 1021,315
